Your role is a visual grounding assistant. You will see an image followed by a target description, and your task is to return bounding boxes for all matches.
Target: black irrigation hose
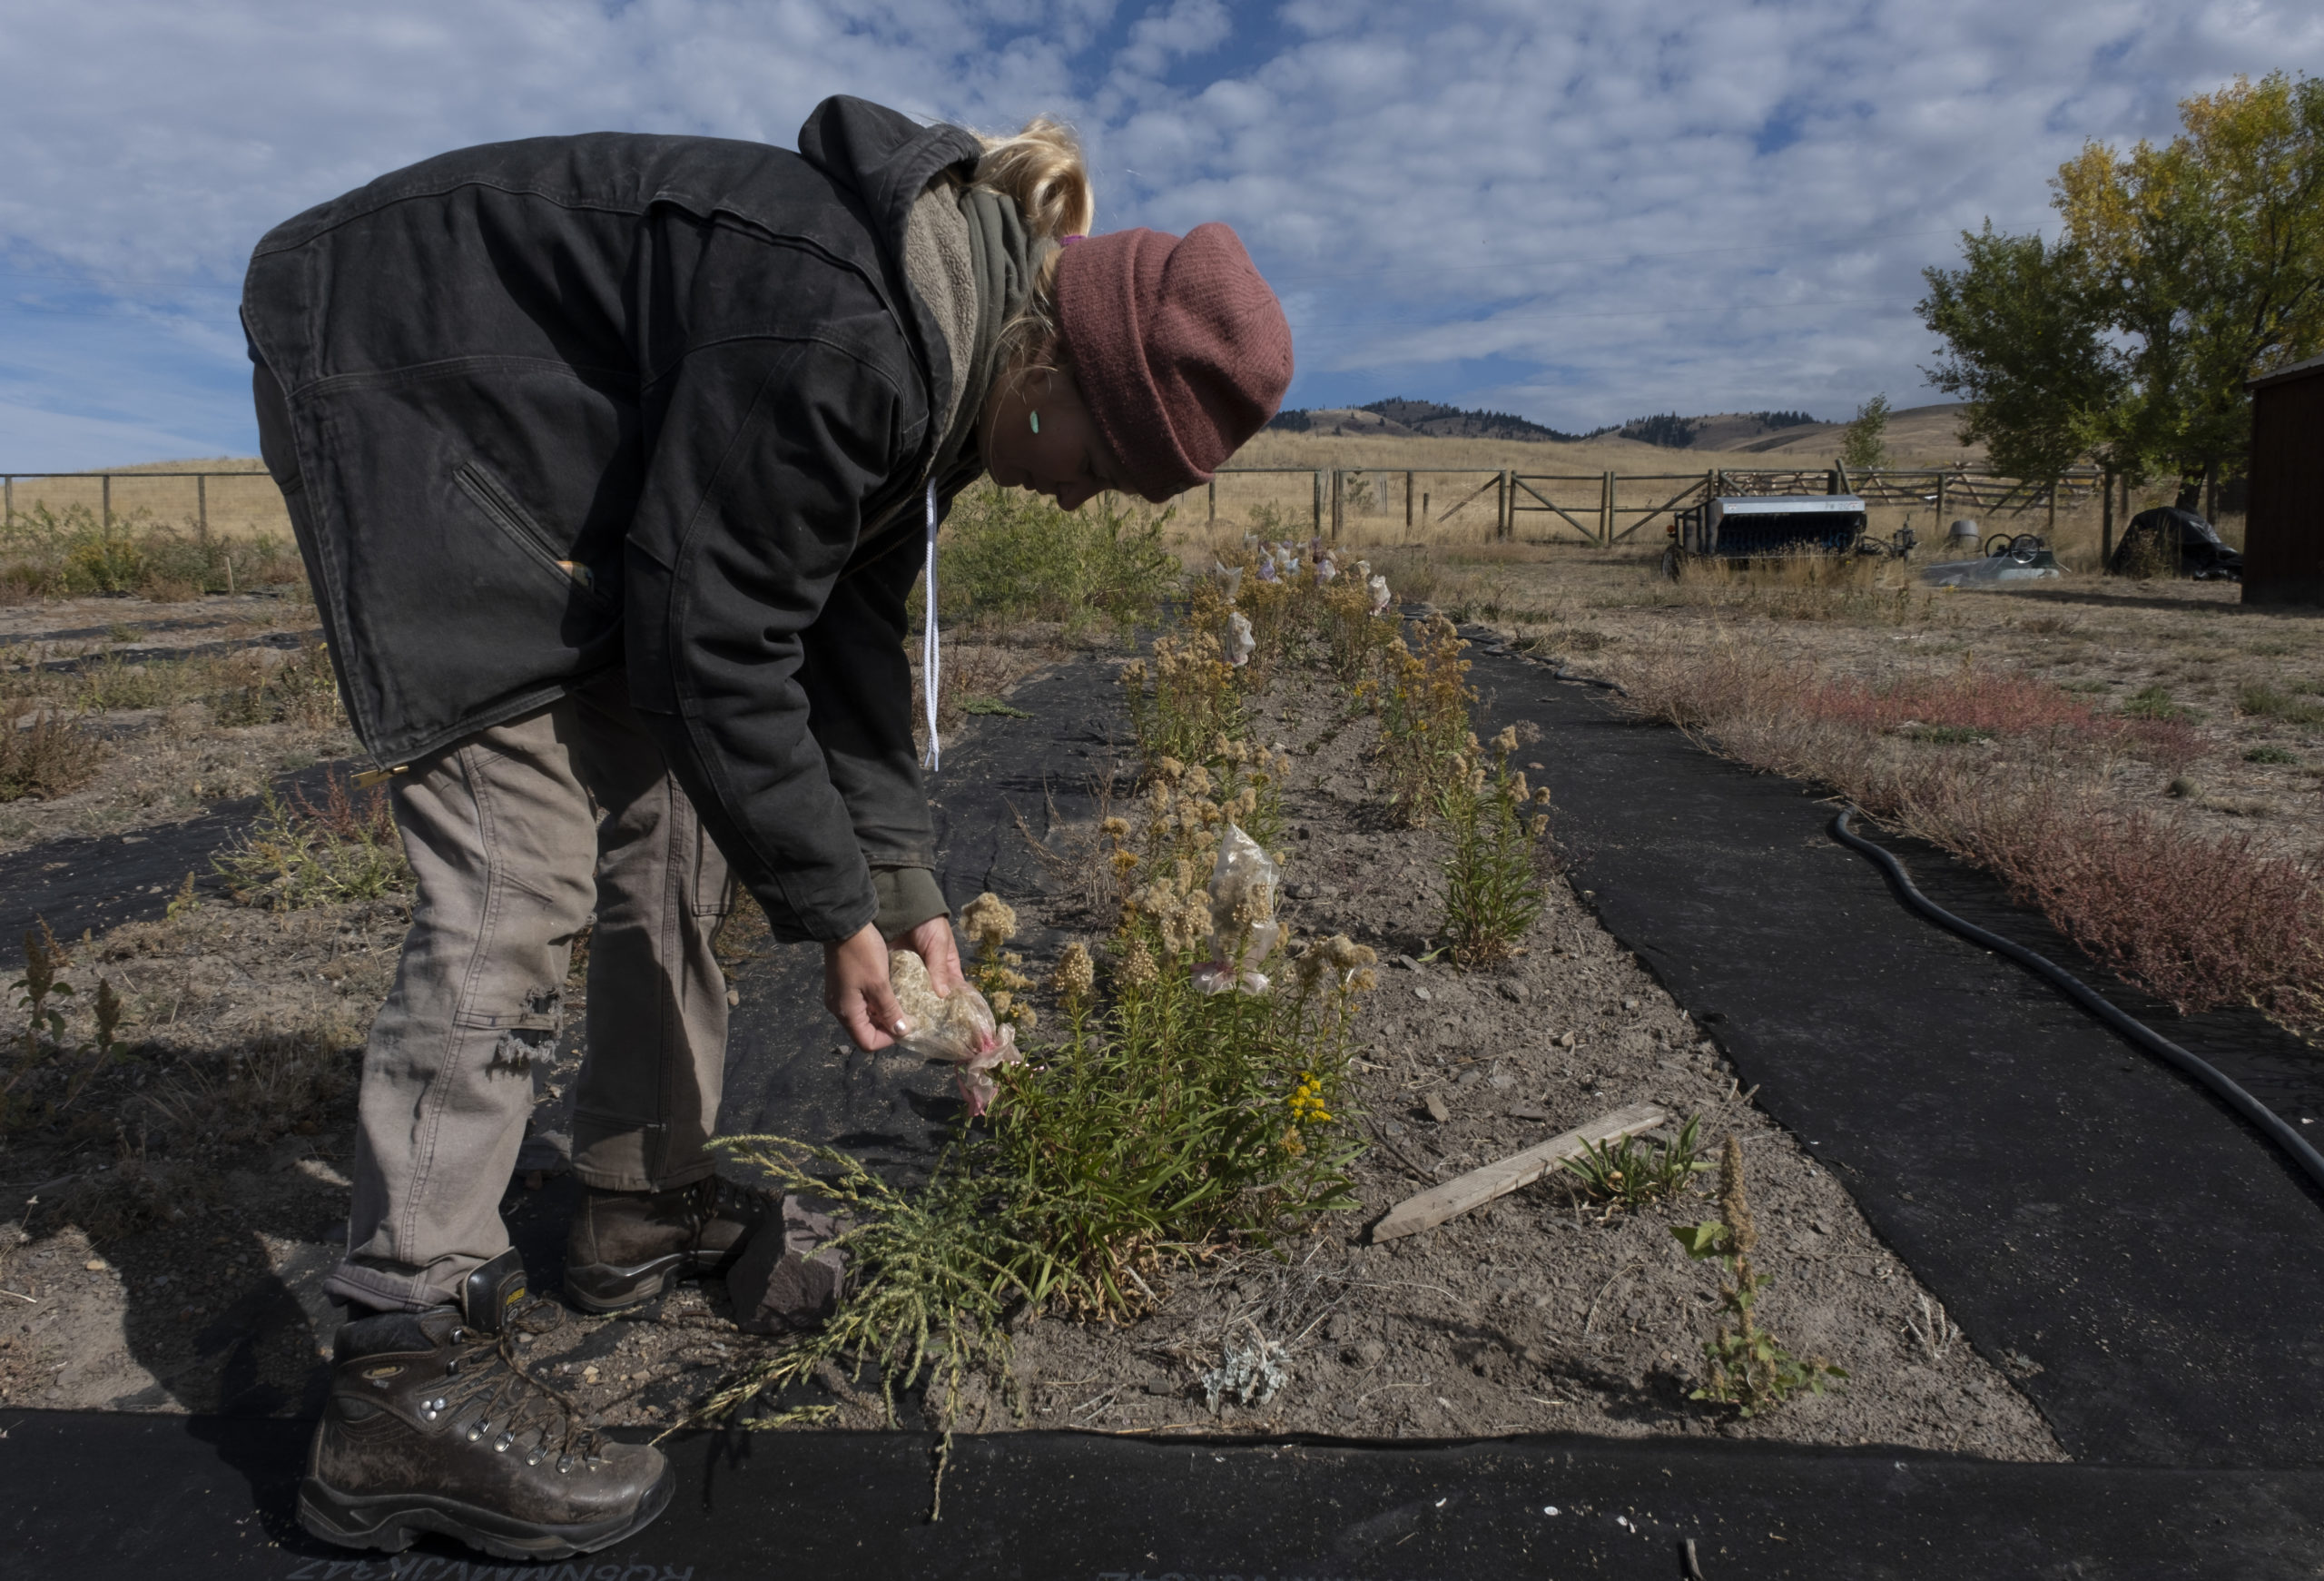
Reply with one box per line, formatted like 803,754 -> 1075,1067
1831,806 -> 2324,1196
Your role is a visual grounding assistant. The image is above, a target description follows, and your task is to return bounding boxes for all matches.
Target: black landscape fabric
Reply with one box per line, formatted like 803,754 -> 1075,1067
714,652 -> 1131,1177
6,1408 -> 2322,1580
0,756 -> 357,967
1466,645 -> 2324,1468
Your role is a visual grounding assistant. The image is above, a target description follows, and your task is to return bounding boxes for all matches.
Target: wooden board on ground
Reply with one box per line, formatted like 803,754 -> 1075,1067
1371,1102 -> 1668,1241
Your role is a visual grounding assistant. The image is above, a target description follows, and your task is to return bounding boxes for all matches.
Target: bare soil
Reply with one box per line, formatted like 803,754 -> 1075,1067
3,639 -> 2059,1465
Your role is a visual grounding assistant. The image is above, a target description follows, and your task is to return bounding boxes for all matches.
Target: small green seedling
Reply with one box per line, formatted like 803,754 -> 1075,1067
1564,1114 -> 1709,1214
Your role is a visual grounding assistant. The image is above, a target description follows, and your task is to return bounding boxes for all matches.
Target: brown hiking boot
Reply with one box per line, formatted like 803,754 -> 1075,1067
299,1251 -> 671,1560
564,1176 -> 757,1314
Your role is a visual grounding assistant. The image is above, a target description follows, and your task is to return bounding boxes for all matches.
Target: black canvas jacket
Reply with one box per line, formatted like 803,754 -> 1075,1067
241,96 -> 984,944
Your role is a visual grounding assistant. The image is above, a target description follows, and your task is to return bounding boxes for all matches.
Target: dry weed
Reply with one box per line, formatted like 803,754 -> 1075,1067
0,707 -> 103,801
1611,635 -> 2322,1026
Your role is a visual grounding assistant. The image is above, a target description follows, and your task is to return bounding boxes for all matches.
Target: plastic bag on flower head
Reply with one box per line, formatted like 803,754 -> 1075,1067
1367,574 -> 1392,616
1211,562 -> 1242,603
1192,822 -> 1280,994
1226,610 -> 1256,667
890,950 -> 1022,1114
1316,554 -> 1338,584
1255,556 -> 1277,584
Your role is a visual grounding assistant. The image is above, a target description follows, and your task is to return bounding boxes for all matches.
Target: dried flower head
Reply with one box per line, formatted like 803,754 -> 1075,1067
1118,936 -> 1159,986
1492,725 -> 1520,756
1718,1133 -> 1756,1257
1052,942 -> 1096,1002
960,892 -> 1019,956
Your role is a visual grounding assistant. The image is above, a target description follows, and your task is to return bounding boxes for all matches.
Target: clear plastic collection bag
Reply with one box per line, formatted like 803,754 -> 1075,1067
890,949 -> 1021,1115
1226,610 -> 1256,667
1192,822 -> 1280,994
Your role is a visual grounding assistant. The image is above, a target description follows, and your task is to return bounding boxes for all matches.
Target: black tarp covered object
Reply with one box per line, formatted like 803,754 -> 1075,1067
2110,507 -> 2245,579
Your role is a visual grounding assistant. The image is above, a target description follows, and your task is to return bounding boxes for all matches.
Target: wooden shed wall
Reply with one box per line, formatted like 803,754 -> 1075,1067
2247,367 -> 2324,606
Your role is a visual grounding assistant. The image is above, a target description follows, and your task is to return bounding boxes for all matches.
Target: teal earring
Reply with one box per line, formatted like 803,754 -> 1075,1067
1029,410 -> 1040,435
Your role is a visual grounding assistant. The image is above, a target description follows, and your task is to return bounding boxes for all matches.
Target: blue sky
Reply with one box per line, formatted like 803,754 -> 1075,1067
2,0 -> 2319,467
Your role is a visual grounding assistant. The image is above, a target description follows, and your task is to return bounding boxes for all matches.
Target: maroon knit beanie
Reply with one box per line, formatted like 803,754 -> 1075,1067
1053,223 -> 1293,502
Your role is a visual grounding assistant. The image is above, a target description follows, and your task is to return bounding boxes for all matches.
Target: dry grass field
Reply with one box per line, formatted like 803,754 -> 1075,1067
4,458 -> 284,540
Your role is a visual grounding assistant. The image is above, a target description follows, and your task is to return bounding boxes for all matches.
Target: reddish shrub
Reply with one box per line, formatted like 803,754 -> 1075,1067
1955,799 -> 2324,1024
1801,671 -> 2096,738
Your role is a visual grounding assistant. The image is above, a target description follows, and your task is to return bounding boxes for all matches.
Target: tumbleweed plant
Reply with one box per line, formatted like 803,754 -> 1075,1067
1671,1134 -> 1846,1416
1437,726 -> 1551,966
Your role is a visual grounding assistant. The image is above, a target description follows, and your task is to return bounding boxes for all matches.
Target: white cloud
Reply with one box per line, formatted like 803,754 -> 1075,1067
0,0 -> 2319,459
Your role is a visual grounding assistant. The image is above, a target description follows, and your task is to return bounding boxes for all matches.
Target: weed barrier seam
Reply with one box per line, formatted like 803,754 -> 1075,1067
1830,805 -> 2324,1197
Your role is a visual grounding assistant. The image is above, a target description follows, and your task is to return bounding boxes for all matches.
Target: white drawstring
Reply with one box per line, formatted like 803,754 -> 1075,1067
921,479 -> 940,773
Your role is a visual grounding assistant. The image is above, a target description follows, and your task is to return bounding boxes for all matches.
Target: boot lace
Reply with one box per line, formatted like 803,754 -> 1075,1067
431,1299 -> 603,1471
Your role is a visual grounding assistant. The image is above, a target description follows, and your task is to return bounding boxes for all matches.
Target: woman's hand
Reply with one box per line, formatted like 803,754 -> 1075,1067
901,914 -> 966,997
824,924 -> 907,1051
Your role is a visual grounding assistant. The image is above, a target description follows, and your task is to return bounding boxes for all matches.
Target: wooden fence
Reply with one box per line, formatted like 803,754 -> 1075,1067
2,461 -> 2110,554
1206,464 -> 2110,546
1,469 -> 288,538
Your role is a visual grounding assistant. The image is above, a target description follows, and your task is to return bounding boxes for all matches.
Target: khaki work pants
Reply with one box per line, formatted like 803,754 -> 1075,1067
324,672 -> 733,1313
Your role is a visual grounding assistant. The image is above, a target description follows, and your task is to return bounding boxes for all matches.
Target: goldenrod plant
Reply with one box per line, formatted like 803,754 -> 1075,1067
707,614 -> 1375,1440
1437,726 -> 1551,966
1370,615 -> 1475,827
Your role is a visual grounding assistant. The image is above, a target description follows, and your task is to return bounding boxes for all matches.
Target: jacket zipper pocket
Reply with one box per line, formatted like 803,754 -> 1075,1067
454,462 -> 608,604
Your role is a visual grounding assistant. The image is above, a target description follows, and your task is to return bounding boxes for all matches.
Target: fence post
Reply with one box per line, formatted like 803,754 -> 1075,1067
1206,478 -> 1216,524
2101,468 -> 2114,568
1313,470 -> 1324,539
1600,470 -> 1615,547
1331,469 -> 1344,540
1405,470 -> 1414,530
2045,478 -> 2057,537
1421,490 -> 1430,528
1933,471 -> 1946,524
198,473 -> 210,539
102,473 -> 112,529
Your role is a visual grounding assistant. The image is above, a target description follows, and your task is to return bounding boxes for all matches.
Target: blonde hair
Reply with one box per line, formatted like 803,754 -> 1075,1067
971,115 -> 1093,388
